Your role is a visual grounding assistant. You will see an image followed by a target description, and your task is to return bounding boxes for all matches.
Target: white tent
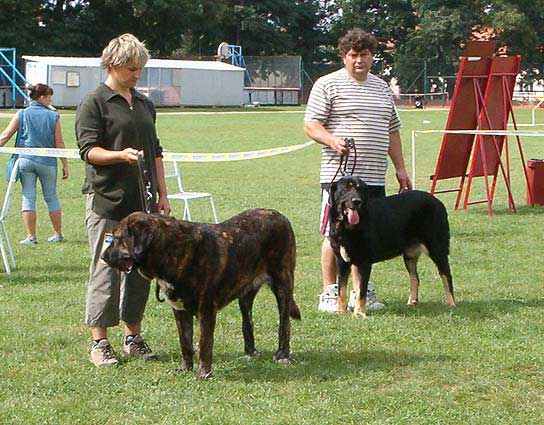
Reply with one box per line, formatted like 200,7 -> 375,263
23,56 -> 245,107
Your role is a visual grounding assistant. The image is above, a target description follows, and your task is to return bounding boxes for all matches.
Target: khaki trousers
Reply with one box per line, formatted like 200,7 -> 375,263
84,194 -> 150,328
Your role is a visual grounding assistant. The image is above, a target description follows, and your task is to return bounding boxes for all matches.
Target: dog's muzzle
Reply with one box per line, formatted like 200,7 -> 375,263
343,197 -> 361,225
123,260 -> 133,273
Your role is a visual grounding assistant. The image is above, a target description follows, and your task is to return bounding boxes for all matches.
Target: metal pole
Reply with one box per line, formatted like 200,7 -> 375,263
11,48 -> 16,108
423,60 -> 428,96
411,130 -> 417,189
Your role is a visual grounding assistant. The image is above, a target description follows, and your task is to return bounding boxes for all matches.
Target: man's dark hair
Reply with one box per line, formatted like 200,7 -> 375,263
338,28 -> 378,57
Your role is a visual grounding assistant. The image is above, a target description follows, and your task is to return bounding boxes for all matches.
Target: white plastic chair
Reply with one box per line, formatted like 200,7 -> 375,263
0,157 -> 20,274
164,160 -> 219,223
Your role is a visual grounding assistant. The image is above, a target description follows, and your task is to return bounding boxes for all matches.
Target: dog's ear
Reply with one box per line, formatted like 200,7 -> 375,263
328,181 -> 343,223
126,220 -> 154,262
329,181 -> 337,204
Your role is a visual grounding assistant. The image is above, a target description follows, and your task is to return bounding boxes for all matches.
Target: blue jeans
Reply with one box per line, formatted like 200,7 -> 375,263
18,157 -> 61,212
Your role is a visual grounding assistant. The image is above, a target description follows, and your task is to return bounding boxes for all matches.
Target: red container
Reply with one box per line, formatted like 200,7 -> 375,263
526,159 -> 544,205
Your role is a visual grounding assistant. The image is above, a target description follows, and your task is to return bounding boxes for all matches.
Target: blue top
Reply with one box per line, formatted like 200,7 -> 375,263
18,101 -> 59,167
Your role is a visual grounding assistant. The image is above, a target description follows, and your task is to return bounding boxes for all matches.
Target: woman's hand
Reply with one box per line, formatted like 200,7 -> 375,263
121,148 -> 140,164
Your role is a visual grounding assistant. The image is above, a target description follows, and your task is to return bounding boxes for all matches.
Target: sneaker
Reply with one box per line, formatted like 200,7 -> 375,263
47,234 -> 64,243
318,291 -> 339,313
122,334 -> 157,360
348,283 -> 385,311
90,339 -> 118,367
366,283 -> 385,310
325,283 -> 338,296
19,236 -> 37,245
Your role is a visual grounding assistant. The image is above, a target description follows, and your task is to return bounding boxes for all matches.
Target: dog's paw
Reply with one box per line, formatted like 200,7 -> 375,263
196,366 -> 213,380
352,311 -> 367,319
177,359 -> 193,372
244,349 -> 261,359
335,307 -> 348,314
273,350 -> 292,365
274,357 -> 292,365
407,299 -> 419,306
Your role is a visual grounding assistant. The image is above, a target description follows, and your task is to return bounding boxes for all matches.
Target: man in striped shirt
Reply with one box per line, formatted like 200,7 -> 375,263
304,28 -> 412,313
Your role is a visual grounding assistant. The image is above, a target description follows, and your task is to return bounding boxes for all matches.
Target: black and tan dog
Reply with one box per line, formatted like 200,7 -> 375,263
328,176 -> 455,318
102,209 -> 300,378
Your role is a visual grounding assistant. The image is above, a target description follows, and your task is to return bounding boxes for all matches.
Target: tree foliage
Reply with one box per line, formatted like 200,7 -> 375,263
0,0 -> 543,90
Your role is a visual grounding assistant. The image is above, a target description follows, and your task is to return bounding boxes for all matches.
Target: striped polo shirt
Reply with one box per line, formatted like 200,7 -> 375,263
304,68 -> 401,185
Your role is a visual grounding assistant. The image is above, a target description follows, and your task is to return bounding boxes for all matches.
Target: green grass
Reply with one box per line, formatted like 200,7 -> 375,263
0,107 -> 543,424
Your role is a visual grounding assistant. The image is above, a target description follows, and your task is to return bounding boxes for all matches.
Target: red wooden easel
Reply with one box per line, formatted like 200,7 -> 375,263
429,54 -> 492,209
430,41 -> 532,215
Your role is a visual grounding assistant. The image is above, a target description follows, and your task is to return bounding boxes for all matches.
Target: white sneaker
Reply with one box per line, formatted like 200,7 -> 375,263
318,291 -> 338,313
326,284 -> 338,296
348,283 -> 385,311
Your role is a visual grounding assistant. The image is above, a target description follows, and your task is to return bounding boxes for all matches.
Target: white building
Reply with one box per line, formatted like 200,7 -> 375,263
23,56 -> 245,107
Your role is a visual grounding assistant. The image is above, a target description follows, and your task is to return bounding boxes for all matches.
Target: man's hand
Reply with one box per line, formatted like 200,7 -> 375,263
396,169 -> 413,193
330,137 -> 349,156
304,120 -> 349,156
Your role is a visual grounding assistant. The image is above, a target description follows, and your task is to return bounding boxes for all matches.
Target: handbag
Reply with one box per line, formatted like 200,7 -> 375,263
5,109 -> 25,182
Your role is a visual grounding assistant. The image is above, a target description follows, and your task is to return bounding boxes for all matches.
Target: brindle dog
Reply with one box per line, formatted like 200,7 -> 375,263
102,209 -> 300,379
329,176 -> 455,318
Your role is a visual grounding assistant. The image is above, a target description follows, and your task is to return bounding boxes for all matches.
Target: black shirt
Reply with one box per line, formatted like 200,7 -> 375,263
76,83 -> 163,221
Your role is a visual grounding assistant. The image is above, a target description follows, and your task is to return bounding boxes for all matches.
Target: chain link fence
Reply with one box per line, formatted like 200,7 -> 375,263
243,56 -> 302,105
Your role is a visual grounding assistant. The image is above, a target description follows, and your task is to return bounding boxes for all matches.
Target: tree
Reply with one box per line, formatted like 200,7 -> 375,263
395,1 -> 481,90
0,0 -> 42,53
329,0 -> 417,68
3,0 -> 544,92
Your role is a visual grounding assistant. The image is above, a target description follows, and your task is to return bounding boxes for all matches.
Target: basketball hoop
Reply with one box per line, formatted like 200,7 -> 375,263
217,42 -> 230,61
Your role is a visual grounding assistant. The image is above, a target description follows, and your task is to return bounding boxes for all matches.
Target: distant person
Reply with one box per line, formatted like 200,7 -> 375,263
0,83 -> 69,245
76,33 -> 170,367
304,28 -> 412,313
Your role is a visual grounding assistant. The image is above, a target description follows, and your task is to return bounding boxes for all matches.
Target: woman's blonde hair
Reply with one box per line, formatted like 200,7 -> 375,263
100,33 -> 149,70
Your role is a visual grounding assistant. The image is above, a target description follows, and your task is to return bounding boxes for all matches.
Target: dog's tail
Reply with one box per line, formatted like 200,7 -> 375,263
290,299 -> 301,320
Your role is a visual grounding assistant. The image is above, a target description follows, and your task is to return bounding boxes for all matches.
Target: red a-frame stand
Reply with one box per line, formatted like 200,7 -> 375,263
429,54 -> 492,208
430,41 -> 532,215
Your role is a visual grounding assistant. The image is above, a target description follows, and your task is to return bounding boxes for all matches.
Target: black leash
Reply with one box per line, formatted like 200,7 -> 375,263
136,152 -> 163,302
136,152 -> 157,214
330,137 -> 357,185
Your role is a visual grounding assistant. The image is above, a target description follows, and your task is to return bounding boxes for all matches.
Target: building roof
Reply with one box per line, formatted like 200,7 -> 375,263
22,56 -> 245,71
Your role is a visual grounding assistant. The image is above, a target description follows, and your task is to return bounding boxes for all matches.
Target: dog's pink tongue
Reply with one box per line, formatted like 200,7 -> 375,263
347,208 -> 359,225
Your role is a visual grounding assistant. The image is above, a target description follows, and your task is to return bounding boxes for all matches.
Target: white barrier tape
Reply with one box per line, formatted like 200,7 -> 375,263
163,141 -> 315,162
0,146 -> 80,158
410,128 -> 544,189
414,129 -> 544,137
0,140 -> 315,162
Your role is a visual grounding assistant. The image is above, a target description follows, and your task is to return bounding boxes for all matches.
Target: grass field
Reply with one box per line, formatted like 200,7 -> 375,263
0,107 -> 543,424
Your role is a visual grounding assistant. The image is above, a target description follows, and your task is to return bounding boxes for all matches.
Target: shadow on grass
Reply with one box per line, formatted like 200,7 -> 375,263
212,347 -> 447,383
378,297 -> 544,319
140,347 -> 446,382
1,264 -> 88,285
460,204 -> 544,217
